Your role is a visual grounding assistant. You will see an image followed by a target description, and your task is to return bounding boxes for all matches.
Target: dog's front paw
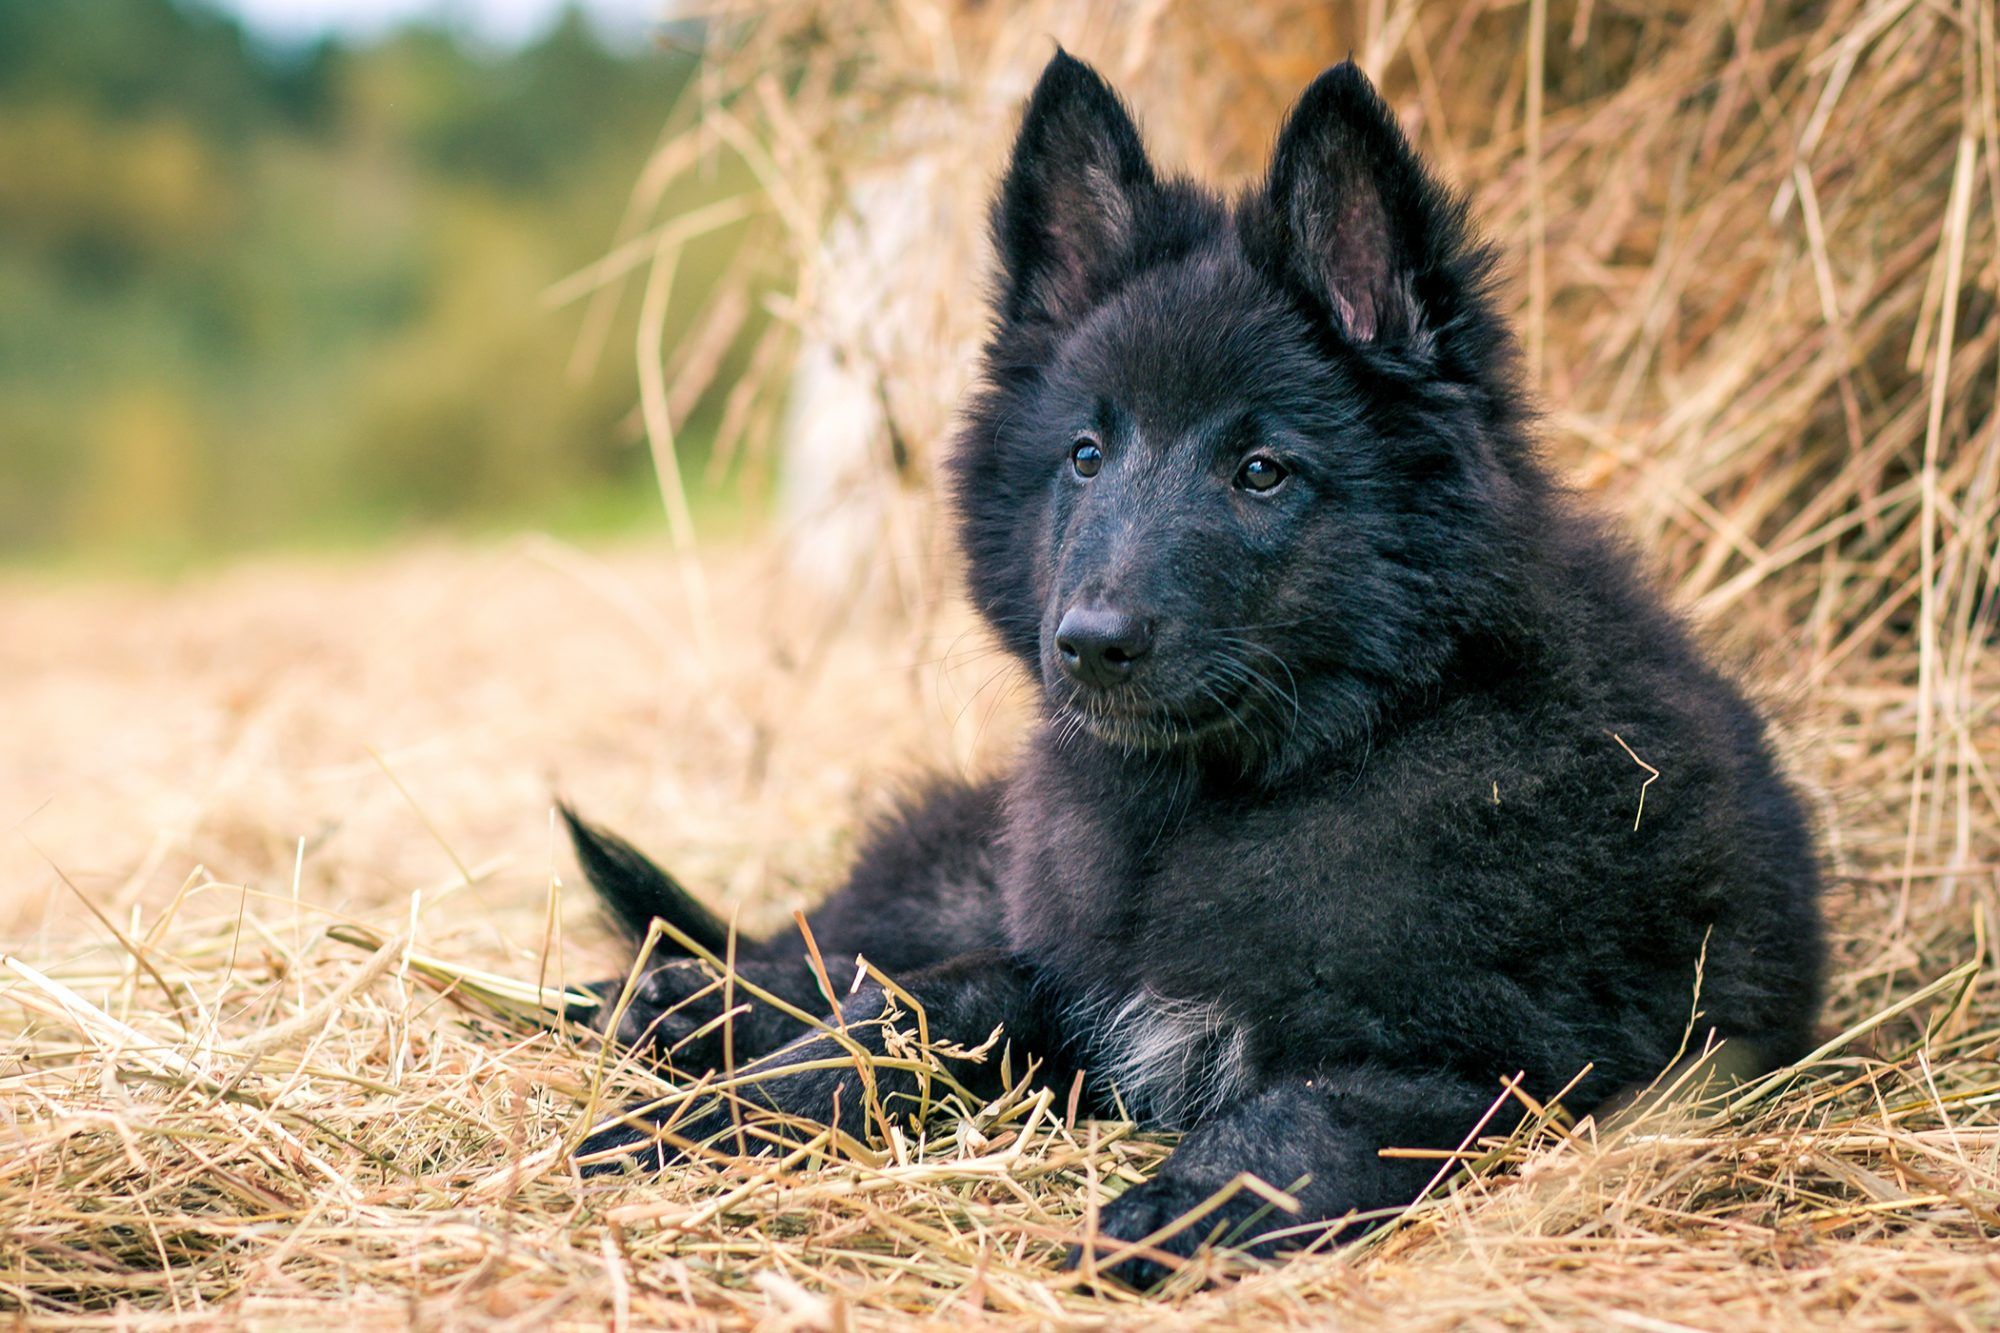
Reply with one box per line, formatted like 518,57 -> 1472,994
1067,1177 -> 1271,1289
588,961 -> 731,1070
573,1096 -> 736,1176
574,1056 -> 860,1177
573,1105 -> 677,1176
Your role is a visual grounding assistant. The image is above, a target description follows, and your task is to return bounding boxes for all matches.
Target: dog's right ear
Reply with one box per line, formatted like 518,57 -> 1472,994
991,50 -> 1155,327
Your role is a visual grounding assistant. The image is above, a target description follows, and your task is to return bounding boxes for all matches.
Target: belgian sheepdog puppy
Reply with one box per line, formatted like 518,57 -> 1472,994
564,52 -> 1823,1286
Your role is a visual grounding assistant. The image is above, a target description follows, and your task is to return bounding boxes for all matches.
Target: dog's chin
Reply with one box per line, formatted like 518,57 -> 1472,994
1048,691 -> 1239,752
1076,711 -> 1191,751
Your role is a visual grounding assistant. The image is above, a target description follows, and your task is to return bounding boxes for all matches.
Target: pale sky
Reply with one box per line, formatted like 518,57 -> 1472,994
207,0 -> 667,48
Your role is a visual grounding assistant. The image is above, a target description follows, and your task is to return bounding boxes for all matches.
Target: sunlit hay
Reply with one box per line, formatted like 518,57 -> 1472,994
4,829 -> 1996,1326
6,0 -> 2000,1326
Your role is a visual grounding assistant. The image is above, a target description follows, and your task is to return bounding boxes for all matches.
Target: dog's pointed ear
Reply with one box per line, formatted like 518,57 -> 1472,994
992,50 -> 1156,327
1258,62 -> 1469,353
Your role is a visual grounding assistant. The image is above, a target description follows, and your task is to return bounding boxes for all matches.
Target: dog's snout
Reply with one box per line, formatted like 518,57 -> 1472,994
1055,605 -> 1153,688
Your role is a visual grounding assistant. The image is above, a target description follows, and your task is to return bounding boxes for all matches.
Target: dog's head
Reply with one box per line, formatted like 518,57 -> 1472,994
953,53 -> 1539,771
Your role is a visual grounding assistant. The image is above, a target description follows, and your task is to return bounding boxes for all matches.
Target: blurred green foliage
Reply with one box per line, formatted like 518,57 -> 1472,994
0,0 -> 749,568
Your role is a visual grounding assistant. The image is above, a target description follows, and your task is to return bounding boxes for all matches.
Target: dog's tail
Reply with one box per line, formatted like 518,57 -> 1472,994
558,803 -> 732,958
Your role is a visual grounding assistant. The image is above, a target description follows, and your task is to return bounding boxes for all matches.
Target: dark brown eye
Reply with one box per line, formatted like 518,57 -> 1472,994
1236,453 -> 1288,493
1071,435 -> 1103,478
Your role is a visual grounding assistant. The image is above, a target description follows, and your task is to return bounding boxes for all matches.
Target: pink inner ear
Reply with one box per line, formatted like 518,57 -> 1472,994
1328,289 -> 1376,343
1310,187 -> 1393,343
1034,165 -> 1135,321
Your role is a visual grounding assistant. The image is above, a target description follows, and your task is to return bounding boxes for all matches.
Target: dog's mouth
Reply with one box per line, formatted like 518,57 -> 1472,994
1047,681 -> 1249,751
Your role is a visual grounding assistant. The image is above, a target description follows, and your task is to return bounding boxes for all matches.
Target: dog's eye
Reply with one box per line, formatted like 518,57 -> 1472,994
1070,435 -> 1103,479
1236,453 -> 1288,493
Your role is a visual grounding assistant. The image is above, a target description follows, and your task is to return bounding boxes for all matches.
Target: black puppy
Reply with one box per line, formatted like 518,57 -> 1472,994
566,53 -> 1824,1286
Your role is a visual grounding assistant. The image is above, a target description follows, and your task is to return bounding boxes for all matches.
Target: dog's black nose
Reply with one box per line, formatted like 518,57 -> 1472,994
1056,606 -> 1152,688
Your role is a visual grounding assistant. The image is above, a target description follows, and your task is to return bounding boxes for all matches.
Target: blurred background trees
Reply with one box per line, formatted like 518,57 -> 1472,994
0,0 -> 761,567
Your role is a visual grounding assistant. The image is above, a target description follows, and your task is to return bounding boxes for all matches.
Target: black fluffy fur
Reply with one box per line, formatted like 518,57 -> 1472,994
565,54 -> 1824,1289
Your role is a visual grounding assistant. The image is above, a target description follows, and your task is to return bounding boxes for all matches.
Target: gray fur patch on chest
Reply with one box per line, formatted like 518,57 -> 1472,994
1067,986 -> 1251,1131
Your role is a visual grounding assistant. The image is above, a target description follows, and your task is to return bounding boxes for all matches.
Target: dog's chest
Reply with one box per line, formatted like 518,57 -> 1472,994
1065,985 -> 1252,1131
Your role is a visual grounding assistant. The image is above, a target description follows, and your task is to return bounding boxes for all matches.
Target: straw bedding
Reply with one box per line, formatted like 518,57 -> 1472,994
5,0 -> 1999,1326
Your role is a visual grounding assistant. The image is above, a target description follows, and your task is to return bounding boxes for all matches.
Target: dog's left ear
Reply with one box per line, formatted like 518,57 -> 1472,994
1255,62 -> 1474,356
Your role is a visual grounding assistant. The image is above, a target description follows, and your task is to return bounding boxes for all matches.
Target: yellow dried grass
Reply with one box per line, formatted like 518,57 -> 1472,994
5,0 -> 2000,1326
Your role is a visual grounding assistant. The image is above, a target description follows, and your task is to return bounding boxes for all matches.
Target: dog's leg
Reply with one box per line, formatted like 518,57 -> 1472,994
1071,1067 -> 1513,1287
566,779 -> 1012,1079
586,953 -> 833,1073
575,949 -> 1061,1174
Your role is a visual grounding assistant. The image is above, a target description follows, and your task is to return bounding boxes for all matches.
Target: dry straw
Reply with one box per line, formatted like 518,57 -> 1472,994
6,0 -> 2000,1326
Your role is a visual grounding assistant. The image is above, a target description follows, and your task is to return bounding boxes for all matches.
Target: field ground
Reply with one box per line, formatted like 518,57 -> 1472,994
3,533 -> 1997,1329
